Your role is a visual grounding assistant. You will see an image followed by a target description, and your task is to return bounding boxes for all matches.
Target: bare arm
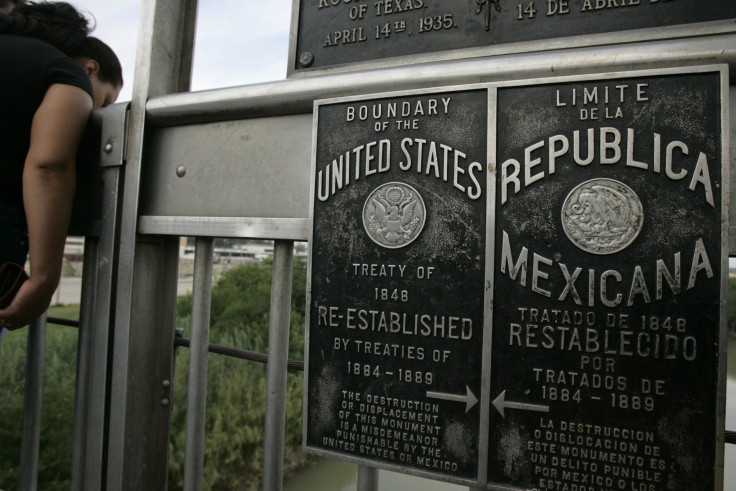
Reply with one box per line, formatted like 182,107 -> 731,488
0,83 -> 92,328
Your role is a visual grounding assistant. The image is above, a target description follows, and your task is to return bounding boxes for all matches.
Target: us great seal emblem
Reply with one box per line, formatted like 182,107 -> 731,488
561,178 -> 644,255
363,182 -> 426,249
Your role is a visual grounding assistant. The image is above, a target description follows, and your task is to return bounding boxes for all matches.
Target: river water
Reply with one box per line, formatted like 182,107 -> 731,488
285,337 -> 736,490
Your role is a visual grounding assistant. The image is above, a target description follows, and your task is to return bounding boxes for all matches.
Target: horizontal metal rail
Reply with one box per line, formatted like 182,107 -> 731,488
145,34 -> 736,126
727,431 -> 736,444
41,318 -> 306,371
173,328 -> 304,371
46,316 -> 81,328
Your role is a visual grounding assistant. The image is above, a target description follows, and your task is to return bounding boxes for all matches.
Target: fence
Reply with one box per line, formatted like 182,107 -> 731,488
7,0 -> 736,490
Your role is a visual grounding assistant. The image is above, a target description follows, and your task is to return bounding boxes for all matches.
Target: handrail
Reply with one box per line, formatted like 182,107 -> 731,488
41,319 -> 307,371
173,334 -> 305,371
144,34 -> 736,127
46,317 -> 81,328
727,431 -> 736,445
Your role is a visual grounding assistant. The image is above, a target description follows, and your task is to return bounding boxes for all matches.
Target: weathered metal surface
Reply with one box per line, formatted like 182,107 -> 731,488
488,67 -> 727,490
292,0 -> 736,72
304,87 -> 489,485
304,66 -> 727,489
139,115 -> 313,219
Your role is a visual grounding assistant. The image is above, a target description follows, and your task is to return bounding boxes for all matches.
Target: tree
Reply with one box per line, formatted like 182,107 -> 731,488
169,257 -> 307,489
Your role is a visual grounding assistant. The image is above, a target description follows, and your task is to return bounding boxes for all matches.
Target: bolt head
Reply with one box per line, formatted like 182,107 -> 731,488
299,52 -> 314,67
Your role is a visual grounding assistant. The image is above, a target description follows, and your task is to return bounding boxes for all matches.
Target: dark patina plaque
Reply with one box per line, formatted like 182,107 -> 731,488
292,0 -> 736,72
488,68 -> 727,490
305,88 -> 488,484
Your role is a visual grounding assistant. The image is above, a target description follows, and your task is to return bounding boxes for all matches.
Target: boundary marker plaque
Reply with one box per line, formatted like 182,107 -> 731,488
304,86 -> 491,485
487,65 -> 728,490
304,65 -> 728,489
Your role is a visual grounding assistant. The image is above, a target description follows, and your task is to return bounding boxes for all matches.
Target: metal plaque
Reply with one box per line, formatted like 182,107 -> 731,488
488,67 -> 728,490
292,1 -> 736,72
305,87 -> 489,484
305,66 -> 727,489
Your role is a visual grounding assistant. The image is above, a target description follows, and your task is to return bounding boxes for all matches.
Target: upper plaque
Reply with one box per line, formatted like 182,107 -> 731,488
292,0 -> 736,72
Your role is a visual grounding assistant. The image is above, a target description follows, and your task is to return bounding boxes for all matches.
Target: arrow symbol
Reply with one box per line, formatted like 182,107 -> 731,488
426,386 -> 478,413
492,390 -> 549,418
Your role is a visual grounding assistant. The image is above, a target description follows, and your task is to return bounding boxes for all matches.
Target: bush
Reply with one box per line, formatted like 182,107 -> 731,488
0,256 -> 308,490
0,323 -> 79,491
168,257 -> 307,489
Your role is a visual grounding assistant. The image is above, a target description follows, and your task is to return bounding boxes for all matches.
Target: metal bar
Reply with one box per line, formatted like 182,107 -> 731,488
72,103 -> 128,490
183,237 -> 214,491
262,240 -> 294,491
47,317 -> 81,327
70,238 -> 99,489
18,314 -> 47,491
357,465 -> 379,491
138,216 -> 309,241
104,6 -> 152,481
107,0 -> 198,486
145,35 -> 736,127
173,335 -> 304,371
726,431 -> 736,444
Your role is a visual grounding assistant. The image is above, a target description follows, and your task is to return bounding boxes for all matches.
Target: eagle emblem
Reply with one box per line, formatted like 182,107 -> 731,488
561,178 -> 644,255
363,182 -> 426,249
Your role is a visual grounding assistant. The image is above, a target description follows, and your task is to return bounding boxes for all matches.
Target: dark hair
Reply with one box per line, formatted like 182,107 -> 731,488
0,2 -> 89,54
0,2 -> 122,87
0,0 -> 24,11
78,36 -> 123,87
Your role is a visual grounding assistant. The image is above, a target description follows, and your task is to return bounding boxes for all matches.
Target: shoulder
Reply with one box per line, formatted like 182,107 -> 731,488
0,35 -> 93,99
0,34 -> 61,58
45,56 -> 93,100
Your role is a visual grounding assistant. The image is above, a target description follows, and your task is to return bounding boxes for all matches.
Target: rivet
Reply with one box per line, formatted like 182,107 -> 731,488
299,52 -> 314,67
104,142 -> 113,154
162,379 -> 171,388
161,397 -> 170,406
176,165 -> 187,177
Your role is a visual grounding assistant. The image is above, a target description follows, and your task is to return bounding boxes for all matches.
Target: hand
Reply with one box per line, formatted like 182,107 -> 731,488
0,278 -> 55,330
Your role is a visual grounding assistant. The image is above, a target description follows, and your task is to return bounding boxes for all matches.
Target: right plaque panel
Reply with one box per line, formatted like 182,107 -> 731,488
489,68 -> 727,490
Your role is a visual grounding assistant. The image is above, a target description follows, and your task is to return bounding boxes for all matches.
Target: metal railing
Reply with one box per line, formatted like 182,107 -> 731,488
8,0 -> 736,490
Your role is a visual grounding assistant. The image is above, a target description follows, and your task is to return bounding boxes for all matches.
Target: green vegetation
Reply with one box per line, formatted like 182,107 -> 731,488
0,305 -> 80,490
0,258 -> 307,490
168,257 -> 307,489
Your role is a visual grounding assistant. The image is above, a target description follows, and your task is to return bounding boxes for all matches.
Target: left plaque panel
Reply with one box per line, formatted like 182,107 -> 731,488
304,87 -> 489,485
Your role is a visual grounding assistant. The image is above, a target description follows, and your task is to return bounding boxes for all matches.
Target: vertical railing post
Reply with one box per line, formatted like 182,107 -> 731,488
71,101 -> 128,488
70,236 -> 99,486
18,314 -> 47,491
357,465 -> 379,491
106,0 -> 198,487
262,240 -> 294,491
183,237 -> 214,491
